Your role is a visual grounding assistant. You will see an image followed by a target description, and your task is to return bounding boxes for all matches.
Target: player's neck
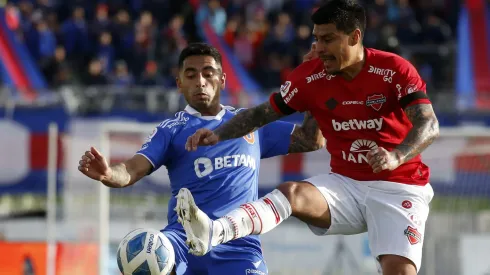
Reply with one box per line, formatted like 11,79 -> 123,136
195,104 -> 222,116
340,46 -> 365,81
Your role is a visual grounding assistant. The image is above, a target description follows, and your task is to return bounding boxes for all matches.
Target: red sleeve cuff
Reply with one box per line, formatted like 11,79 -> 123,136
269,93 -> 283,114
405,98 -> 432,108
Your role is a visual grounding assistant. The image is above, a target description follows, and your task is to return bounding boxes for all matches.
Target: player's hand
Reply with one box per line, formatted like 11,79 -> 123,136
303,42 -> 318,62
78,147 -> 111,181
367,147 -> 402,173
185,128 -> 220,151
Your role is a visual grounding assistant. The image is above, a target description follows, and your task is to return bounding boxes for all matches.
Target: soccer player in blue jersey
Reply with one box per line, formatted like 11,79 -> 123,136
78,42 -> 324,275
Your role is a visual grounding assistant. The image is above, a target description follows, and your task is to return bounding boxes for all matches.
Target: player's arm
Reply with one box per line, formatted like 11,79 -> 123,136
102,155 -> 152,188
289,111 -> 324,153
259,111 -> 323,158
80,124 -> 172,187
79,147 -> 152,188
368,59 -> 439,173
217,101 -> 286,141
211,52 -> 317,144
394,103 -> 439,164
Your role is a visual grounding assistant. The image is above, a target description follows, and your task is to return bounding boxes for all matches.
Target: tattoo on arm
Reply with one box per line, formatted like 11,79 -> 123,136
395,104 -> 439,163
102,163 -> 131,188
215,101 -> 285,141
289,111 -> 324,153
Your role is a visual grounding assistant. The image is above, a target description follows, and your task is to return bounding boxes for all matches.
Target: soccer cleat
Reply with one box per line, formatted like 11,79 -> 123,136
175,188 -> 214,256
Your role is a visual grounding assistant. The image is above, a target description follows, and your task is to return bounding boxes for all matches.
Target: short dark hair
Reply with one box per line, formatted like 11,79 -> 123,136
311,0 -> 366,37
178,43 -> 222,68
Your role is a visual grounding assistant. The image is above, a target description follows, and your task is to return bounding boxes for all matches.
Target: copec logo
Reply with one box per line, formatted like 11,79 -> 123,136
342,139 -> 378,164
194,155 -> 256,178
332,118 -> 383,131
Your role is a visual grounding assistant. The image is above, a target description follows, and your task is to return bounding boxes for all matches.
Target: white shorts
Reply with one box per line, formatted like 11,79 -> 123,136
305,173 -> 434,273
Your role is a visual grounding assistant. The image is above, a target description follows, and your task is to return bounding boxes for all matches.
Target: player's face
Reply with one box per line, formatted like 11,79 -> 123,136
177,55 -> 226,113
312,24 -> 361,74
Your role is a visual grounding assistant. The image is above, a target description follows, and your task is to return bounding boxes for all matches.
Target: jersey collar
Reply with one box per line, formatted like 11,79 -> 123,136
184,104 -> 227,120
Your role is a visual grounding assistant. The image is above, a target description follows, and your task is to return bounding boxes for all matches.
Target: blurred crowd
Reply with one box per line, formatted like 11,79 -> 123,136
4,0 -> 458,93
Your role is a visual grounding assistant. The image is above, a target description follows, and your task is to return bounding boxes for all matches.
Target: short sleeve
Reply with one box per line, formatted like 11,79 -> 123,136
259,120 -> 295,159
392,58 -> 431,109
269,62 -> 317,115
136,125 -> 172,172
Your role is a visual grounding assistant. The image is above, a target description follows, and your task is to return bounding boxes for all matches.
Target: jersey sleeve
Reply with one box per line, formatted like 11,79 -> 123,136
392,58 -> 432,109
258,120 -> 295,159
135,124 -> 172,172
269,65 -> 311,115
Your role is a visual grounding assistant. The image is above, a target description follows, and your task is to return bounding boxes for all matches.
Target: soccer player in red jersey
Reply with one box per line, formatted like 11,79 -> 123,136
176,0 -> 440,274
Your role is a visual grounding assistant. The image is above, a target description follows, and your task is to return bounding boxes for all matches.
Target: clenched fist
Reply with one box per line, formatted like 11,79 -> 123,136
78,147 -> 111,181
185,128 -> 220,151
367,147 -> 402,173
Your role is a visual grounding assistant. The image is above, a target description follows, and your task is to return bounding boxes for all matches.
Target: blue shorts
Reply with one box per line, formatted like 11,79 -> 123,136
163,229 -> 268,275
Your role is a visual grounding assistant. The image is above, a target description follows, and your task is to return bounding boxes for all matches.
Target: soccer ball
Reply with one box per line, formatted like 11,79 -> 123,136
117,228 -> 175,275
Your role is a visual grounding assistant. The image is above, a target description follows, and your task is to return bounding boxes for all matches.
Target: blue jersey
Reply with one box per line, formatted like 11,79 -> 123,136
136,105 -> 295,251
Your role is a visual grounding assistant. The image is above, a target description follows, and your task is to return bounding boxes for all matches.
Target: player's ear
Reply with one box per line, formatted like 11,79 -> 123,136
220,72 -> 226,90
349,29 -> 362,46
176,77 -> 183,94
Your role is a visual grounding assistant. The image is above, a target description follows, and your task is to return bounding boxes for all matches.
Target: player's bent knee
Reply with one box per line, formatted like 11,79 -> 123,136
379,254 -> 417,275
276,181 -> 331,228
276,181 -> 308,213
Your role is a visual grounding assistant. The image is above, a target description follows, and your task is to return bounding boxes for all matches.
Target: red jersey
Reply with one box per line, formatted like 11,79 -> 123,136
270,48 -> 431,185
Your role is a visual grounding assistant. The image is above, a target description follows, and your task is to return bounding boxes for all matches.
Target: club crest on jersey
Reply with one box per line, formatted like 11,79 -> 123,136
243,132 -> 255,144
405,83 -> 418,95
280,81 -> 292,97
404,226 -> 422,245
366,94 -> 387,111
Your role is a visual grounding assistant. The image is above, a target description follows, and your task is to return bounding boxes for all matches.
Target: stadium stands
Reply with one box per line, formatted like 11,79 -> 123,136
2,0 -> 457,96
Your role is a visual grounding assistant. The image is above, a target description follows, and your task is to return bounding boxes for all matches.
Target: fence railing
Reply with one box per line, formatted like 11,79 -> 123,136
2,85 -> 490,116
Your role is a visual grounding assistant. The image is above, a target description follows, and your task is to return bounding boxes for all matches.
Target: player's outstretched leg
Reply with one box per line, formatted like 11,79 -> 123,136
176,187 -> 291,256
176,181 -> 331,256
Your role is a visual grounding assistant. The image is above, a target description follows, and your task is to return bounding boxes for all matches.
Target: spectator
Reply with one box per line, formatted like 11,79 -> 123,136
40,45 -> 72,87
91,4 -> 112,39
139,61 -> 165,87
82,59 -> 107,86
223,17 -> 239,48
112,9 -> 133,58
97,31 -> 115,75
36,19 -> 56,59
111,60 -> 134,87
60,6 -> 90,58
196,0 -> 227,38
233,26 -> 256,69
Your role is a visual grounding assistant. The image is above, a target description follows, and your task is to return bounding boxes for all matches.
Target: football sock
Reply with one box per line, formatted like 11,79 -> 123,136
211,189 -> 292,246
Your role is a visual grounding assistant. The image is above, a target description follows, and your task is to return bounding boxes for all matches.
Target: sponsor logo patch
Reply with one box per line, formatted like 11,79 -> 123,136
280,81 -> 292,97
306,70 -> 326,83
332,118 -> 383,131
405,83 -> 418,95
404,226 -> 422,245
342,101 -> 364,105
408,213 -> 423,226
402,200 -> 412,209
